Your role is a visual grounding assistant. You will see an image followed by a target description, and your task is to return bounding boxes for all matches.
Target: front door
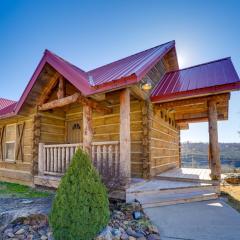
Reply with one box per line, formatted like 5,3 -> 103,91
66,120 -> 82,143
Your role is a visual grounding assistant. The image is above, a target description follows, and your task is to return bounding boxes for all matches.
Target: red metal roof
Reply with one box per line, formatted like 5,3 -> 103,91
0,102 -> 17,117
0,42 -> 239,118
151,58 -> 240,102
0,98 -> 16,110
11,41 -> 175,116
87,41 -> 175,86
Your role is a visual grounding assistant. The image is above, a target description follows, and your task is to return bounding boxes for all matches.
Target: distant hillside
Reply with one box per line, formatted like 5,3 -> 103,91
181,142 -> 240,171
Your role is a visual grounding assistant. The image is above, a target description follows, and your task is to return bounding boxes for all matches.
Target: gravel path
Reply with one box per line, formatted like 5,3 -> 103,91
0,197 -> 53,232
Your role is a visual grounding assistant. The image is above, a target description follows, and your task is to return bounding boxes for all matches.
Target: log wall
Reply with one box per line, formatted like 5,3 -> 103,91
0,116 -> 34,185
92,92 -> 143,177
39,110 -> 66,144
150,108 -> 180,175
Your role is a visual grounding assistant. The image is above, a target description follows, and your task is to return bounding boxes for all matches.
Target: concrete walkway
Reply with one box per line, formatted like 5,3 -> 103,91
144,199 -> 240,240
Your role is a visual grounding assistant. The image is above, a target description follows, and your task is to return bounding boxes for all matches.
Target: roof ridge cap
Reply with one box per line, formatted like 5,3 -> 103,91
166,57 -> 231,74
87,40 -> 175,73
44,49 -> 87,74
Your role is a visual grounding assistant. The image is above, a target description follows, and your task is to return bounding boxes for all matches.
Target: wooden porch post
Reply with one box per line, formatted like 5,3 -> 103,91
178,132 -> 182,168
83,104 -> 93,155
38,143 -> 45,175
120,88 -> 131,180
208,100 -> 221,180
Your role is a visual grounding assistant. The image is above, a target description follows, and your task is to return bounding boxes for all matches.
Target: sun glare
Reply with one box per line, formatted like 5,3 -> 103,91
177,54 -> 185,68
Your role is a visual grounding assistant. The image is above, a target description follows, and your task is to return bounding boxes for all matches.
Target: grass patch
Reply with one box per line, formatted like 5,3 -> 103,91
0,181 -> 52,198
221,185 -> 240,212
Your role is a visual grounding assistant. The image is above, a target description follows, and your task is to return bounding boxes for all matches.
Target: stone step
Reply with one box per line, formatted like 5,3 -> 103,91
138,191 -> 218,208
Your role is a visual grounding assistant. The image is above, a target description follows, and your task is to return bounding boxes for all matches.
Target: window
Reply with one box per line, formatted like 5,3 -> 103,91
5,124 -> 16,161
5,142 -> 15,160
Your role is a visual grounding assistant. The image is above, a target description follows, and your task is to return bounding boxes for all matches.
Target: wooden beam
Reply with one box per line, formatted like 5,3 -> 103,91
176,112 -> 227,124
39,91 -> 112,114
57,76 -> 65,99
39,93 -> 80,111
130,85 -> 149,100
90,93 -> 106,101
208,100 -> 221,181
78,95 -> 112,114
178,122 -> 189,130
83,105 -> 93,155
155,93 -> 230,109
37,72 -> 60,105
120,88 -> 131,180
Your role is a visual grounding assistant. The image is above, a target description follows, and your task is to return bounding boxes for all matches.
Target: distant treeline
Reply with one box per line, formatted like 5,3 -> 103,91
181,142 -> 240,171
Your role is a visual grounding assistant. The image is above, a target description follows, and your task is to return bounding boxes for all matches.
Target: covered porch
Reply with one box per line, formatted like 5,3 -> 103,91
34,141 -> 121,188
33,73 -> 133,188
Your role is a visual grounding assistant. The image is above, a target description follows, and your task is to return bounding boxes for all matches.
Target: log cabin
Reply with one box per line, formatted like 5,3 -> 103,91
0,40 -> 239,192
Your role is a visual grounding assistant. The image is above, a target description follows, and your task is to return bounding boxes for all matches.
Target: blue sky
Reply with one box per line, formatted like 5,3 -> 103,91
0,0 -> 240,142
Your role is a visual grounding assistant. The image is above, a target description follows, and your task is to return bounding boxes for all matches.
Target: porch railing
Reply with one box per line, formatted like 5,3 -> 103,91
38,143 -> 82,176
91,141 -> 120,178
38,141 -> 120,177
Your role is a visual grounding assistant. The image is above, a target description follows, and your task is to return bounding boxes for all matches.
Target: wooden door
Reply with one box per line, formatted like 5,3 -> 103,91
66,120 -> 82,143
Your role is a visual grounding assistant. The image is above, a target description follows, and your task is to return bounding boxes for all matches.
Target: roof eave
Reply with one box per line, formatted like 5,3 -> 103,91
88,74 -> 138,95
13,50 -> 93,115
151,82 -> 240,103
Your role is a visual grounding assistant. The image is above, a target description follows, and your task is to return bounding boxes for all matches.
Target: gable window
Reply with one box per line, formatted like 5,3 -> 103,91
5,124 -> 16,161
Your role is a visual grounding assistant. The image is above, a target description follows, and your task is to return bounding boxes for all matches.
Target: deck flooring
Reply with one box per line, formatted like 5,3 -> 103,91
158,168 -> 211,180
128,179 -> 211,193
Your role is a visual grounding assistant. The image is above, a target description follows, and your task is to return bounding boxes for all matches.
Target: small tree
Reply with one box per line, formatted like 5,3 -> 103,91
49,149 -> 110,240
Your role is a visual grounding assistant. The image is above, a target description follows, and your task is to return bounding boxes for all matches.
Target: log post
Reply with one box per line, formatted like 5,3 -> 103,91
38,143 -> 45,175
208,100 -> 221,181
141,101 -> 152,178
178,131 -> 181,168
120,88 -> 131,180
33,113 -> 41,175
83,104 -> 93,155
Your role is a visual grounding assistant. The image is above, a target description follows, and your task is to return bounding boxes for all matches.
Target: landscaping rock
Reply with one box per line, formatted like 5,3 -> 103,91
225,173 -> 240,184
148,224 -> 159,234
96,226 -> 113,240
147,233 -> 161,240
126,228 -> 145,238
0,198 -> 160,240
0,197 -> 53,232
15,228 -> 25,235
0,214 -> 51,240
132,211 -> 142,220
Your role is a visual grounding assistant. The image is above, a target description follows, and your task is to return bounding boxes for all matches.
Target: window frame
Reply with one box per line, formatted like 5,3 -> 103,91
4,124 -> 17,162
5,141 -> 16,162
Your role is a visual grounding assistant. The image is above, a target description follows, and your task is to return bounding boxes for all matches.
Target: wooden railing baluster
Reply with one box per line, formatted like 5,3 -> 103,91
39,142 -> 119,178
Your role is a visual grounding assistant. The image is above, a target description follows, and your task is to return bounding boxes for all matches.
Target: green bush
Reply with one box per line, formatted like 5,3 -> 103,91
49,148 -> 110,240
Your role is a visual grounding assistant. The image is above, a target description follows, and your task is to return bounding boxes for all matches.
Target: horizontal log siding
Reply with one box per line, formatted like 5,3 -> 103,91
130,101 -> 143,177
39,111 -> 65,144
65,99 -> 143,177
150,109 -> 180,175
0,116 -> 34,185
91,99 -> 143,177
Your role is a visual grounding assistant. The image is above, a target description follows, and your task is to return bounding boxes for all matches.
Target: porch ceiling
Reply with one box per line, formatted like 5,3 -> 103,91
154,93 -> 230,126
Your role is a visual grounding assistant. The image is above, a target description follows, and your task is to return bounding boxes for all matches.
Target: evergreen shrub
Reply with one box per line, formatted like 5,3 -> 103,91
49,148 -> 110,240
